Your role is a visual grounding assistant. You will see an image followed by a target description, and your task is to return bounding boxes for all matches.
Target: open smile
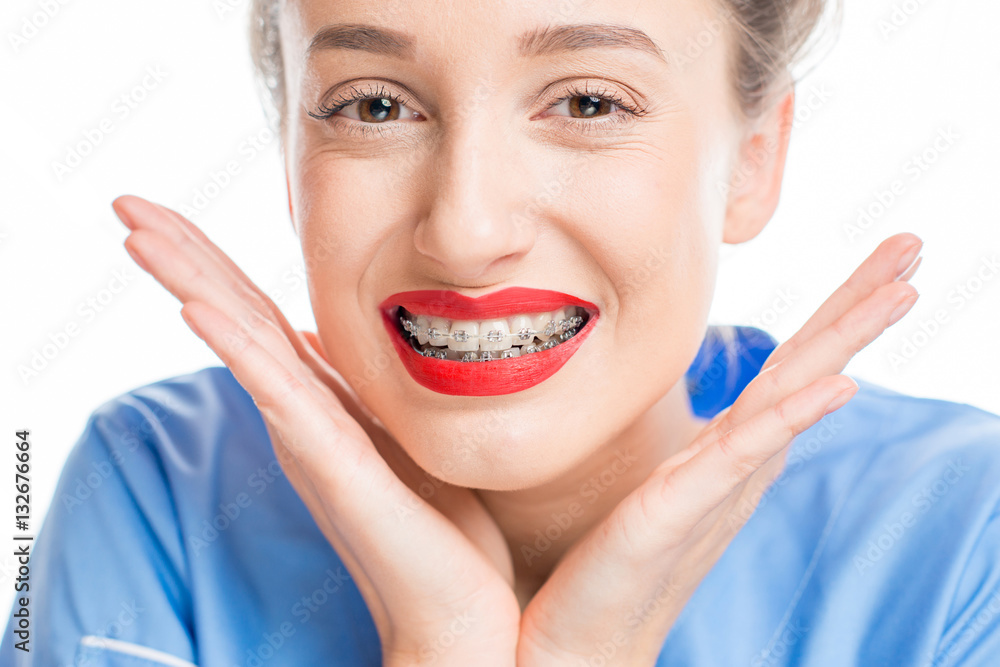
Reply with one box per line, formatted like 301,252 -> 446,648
378,287 -> 599,396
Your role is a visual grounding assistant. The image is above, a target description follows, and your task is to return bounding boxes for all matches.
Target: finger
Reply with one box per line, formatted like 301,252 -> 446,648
179,300 -> 392,503
115,195 -> 362,421
179,300 -> 434,625
680,280 -> 918,464
114,195 -> 281,329
762,232 -> 922,371
658,374 -> 858,527
124,228 -> 306,374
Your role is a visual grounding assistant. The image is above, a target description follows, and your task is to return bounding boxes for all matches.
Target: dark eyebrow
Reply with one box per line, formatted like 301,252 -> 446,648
307,23 -> 416,59
307,22 -> 668,65
517,23 -> 668,65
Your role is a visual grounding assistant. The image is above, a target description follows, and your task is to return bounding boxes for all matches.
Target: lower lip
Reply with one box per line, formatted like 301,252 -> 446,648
380,309 -> 599,396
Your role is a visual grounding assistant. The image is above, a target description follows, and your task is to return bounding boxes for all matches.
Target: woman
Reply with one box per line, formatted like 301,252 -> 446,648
5,0 -> 999,665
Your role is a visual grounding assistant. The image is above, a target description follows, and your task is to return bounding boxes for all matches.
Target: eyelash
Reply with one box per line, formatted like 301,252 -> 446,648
308,81 -> 648,139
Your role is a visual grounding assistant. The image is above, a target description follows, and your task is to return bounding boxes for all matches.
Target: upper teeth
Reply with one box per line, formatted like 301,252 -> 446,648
399,306 -> 586,352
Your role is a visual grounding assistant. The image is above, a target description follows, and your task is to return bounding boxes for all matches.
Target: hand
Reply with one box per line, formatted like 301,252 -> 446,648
111,195 -> 521,666
516,233 -> 923,666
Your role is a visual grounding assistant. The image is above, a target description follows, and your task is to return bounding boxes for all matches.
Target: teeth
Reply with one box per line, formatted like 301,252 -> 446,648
479,319 -> 512,352
427,316 -> 451,347
510,314 -> 535,343
532,311 -> 558,342
414,314 -> 431,345
448,320 -> 479,352
398,306 -> 587,360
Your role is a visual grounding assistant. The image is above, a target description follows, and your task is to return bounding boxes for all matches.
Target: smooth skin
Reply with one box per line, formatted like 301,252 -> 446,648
114,194 -> 920,665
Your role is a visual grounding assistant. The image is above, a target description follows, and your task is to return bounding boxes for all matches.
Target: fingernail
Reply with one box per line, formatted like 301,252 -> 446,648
824,381 -> 858,416
124,242 -> 149,272
888,292 -> 919,326
895,240 -> 923,279
897,256 -> 922,283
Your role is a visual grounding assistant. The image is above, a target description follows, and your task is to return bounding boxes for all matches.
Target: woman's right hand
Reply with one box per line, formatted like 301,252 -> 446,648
112,195 -> 520,666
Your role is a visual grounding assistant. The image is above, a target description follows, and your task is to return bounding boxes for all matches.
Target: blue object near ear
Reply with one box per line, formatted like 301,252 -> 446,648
684,325 -> 778,418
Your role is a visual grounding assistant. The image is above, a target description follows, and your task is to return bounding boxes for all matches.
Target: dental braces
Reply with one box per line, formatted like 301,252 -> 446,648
408,324 -> 582,361
399,315 -> 584,343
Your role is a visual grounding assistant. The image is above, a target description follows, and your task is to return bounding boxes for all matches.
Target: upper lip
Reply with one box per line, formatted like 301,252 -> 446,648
378,287 -> 599,321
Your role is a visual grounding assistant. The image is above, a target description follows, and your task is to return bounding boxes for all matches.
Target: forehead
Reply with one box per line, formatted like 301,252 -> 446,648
281,0 -> 720,71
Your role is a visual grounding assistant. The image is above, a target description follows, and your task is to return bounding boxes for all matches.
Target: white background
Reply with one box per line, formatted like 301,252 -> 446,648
2,0 -> 999,635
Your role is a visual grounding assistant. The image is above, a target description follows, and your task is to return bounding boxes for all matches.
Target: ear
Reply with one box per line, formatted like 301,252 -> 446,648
722,89 -> 796,245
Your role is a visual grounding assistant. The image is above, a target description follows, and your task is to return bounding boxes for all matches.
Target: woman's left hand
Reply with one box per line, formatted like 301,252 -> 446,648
516,233 -> 923,666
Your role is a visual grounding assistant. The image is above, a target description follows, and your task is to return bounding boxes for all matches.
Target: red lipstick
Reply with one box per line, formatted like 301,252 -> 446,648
378,287 -> 599,396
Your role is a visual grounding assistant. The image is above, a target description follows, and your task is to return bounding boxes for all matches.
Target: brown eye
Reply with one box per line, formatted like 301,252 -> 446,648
568,95 -> 614,118
358,97 -> 400,123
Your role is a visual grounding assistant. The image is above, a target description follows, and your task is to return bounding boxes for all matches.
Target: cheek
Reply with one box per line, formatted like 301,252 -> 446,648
291,156 -> 406,385
567,132 -> 716,338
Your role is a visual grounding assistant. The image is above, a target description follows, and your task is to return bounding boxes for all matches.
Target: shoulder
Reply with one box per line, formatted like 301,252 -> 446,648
35,366 -> 382,663
84,365 -> 266,463
771,380 -> 1000,662
787,377 -> 1000,512
779,376 -> 1000,576
664,379 -> 1000,665
63,365 -> 284,507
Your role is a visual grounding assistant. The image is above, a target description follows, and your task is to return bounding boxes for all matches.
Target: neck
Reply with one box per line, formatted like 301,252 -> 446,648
474,378 -> 710,608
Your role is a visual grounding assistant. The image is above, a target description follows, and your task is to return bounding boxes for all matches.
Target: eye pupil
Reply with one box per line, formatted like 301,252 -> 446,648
360,97 -> 398,123
572,95 -> 608,118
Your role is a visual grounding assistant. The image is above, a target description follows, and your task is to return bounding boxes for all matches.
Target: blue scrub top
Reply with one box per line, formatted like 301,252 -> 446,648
3,326 -> 1000,666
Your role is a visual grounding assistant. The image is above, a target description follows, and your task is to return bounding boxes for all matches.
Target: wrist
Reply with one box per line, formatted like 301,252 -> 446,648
382,622 -> 518,667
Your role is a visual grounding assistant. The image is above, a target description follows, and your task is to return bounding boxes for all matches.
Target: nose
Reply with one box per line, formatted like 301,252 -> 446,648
413,119 -> 535,282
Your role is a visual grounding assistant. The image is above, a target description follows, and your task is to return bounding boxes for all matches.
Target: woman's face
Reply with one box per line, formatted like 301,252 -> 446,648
279,0 -> 747,489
